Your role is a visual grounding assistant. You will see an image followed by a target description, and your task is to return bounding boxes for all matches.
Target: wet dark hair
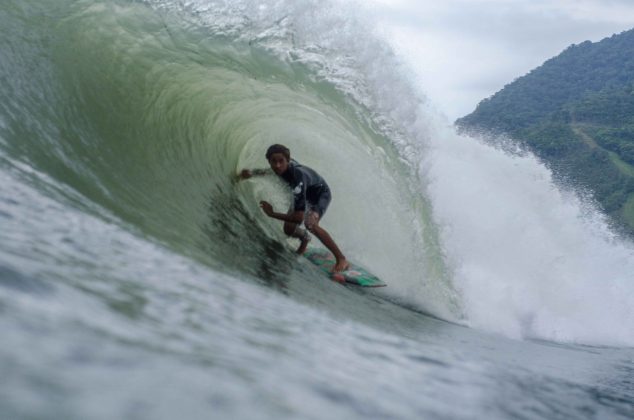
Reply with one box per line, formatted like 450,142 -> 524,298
265,144 -> 290,161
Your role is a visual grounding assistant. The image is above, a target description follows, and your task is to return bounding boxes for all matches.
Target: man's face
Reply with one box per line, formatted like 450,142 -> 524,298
268,153 -> 289,175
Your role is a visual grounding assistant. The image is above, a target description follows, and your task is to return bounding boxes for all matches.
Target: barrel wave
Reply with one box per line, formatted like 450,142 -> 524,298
1,1 -> 634,419
2,0 -> 455,307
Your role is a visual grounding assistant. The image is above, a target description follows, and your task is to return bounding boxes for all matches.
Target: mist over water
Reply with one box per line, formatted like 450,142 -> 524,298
427,128 -> 634,345
1,0 -> 634,418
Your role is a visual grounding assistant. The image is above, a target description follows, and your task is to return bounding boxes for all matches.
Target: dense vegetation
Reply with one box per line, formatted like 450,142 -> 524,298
456,29 -> 634,233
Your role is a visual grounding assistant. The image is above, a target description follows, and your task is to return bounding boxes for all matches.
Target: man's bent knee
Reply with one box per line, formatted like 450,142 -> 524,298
305,211 -> 320,231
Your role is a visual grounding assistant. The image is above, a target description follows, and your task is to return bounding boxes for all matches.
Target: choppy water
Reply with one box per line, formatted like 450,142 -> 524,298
1,0 -> 633,418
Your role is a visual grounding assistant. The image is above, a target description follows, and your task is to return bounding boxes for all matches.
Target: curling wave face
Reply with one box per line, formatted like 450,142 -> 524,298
0,0 -> 459,320
2,0 -> 634,346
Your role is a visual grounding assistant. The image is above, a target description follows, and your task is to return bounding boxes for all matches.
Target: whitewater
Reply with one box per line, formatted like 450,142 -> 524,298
0,0 -> 632,418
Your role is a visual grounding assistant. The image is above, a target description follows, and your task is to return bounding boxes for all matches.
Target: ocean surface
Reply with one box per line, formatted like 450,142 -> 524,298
1,1 -> 633,418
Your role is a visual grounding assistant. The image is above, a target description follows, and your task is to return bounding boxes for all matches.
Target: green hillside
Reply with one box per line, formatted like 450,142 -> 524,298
456,29 -> 634,233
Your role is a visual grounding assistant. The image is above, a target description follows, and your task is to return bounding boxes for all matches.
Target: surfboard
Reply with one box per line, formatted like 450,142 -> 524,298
304,248 -> 387,287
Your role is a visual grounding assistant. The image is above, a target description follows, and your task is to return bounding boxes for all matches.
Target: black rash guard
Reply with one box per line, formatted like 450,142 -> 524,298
280,160 -> 332,217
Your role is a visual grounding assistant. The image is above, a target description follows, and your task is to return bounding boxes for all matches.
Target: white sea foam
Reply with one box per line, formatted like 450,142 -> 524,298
427,128 -> 634,345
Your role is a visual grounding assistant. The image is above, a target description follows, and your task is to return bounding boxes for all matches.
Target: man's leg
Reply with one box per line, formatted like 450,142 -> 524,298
305,211 -> 349,272
284,210 -> 310,254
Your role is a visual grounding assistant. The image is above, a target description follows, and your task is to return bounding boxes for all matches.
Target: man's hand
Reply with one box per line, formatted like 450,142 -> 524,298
259,201 -> 274,216
239,169 -> 252,180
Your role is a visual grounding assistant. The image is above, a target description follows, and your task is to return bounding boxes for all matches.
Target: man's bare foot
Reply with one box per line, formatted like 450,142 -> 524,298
296,234 -> 311,255
332,258 -> 350,273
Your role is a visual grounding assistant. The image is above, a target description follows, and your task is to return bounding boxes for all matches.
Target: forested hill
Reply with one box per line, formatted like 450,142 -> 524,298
456,28 -> 634,233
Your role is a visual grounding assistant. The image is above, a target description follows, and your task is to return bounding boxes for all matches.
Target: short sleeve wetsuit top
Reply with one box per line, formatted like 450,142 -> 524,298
280,160 -> 332,217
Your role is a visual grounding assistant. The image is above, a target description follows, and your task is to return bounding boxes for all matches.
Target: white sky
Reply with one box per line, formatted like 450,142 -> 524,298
364,0 -> 634,121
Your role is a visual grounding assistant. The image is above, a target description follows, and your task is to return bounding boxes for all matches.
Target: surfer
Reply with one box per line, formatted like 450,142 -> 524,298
238,144 -> 350,272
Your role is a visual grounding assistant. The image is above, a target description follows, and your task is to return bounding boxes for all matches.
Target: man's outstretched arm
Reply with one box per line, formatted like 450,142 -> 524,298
236,168 -> 270,180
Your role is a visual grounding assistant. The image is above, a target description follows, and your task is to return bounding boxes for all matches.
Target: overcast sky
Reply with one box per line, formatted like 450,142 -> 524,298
365,0 -> 634,121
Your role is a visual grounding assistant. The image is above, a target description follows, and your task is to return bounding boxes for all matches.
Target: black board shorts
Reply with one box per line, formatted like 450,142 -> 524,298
288,184 -> 332,219
306,184 -> 331,218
